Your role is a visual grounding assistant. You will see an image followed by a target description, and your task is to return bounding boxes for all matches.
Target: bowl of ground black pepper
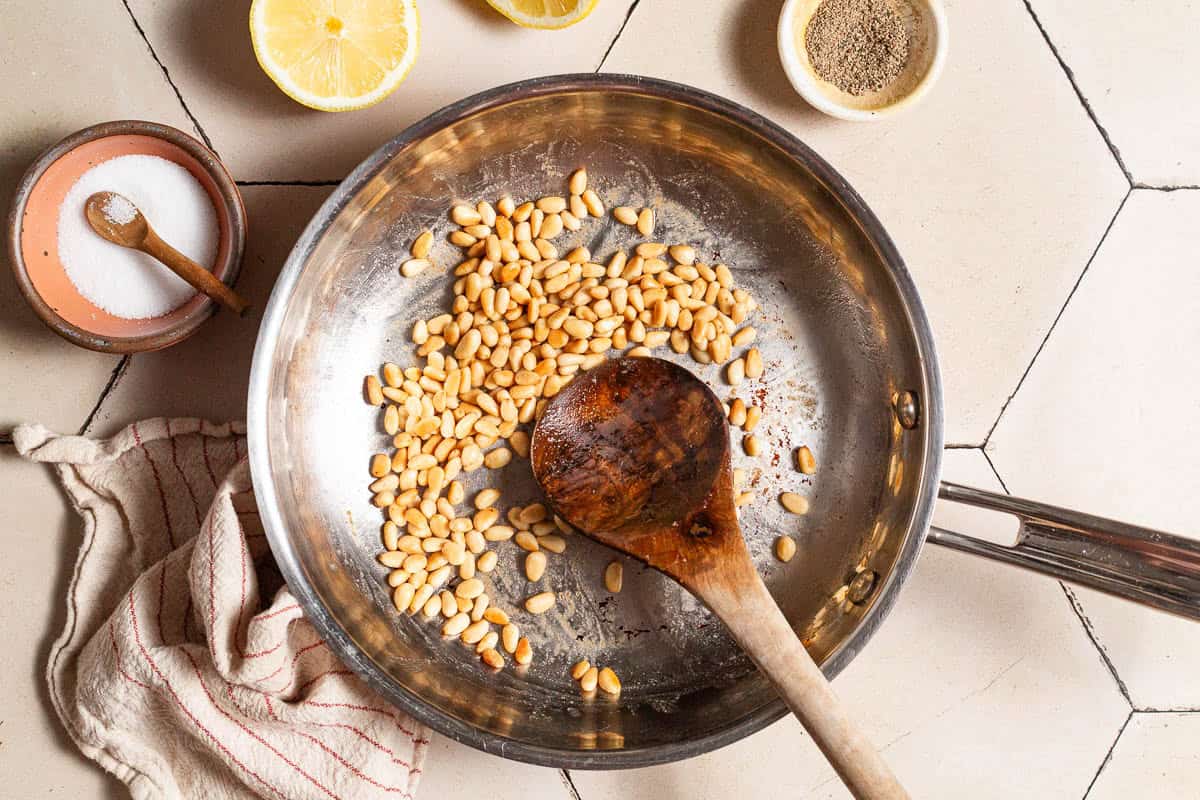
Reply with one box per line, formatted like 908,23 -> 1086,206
778,0 -> 947,121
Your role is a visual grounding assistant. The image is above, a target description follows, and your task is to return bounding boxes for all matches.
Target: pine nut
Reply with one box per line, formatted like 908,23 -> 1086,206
477,647 -> 503,669
669,244 -> 696,265
727,357 -> 745,385
744,405 -> 762,432
462,619 -> 490,644
780,492 -> 809,515
525,551 -> 547,581
392,583 -> 415,612
524,591 -> 555,614
597,667 -> 621,696
775,536 -> 797,562
477,550 -> 498,572
483,607 -> 509,625
412,230 -> 434,259
613,206 -> 638,225
502,623 -> 520,653
514,637 -> 532,665
744,347 -> 763,379
539,534 -> 566,554
796,445 -> 817,474
571,659 -> 591,680
743,434 -> 761,457
370,453 -> 390,478
401,258 -> 430,277
636,208 -> 654,236
471,594 -> 490,621
440,591 -> 457,618
452,204 -> 482,225
456,578 -> 485,599
365,375 -> 384,405
732,326 -> 756,346
580,666 -> 599,692
604,561 -> 623,593
583,189 -> 604,216
568,168 -> 588,195
515,531 -> 540,552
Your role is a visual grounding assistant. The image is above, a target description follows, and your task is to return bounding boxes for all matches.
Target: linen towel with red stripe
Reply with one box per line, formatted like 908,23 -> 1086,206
15,418 -> 429,800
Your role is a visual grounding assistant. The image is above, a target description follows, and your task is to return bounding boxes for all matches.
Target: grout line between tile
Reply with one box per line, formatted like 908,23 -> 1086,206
558,769 -> 584,800
1133,183 -> 1200,192
980,448 -> 1010,495
1061,583 -> 1133,706
595,0 -> 641,72
77,355 -> 131,436
1021,0 -> 1132,186
1133,706 -> 1200,714
943,442 -> 983,450
237,179 -> 344,187
118,0 -> 217,154
1082,709 -> 1132,799
981,187 -> 1132,447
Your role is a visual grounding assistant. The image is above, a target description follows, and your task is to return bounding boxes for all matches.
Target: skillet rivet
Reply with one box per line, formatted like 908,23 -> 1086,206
894,391 -> 919,430
847,570 -> 878,604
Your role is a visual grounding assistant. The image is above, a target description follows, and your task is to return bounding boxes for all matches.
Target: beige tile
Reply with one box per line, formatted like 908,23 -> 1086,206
599,0 -> 1128,444
989,189 -> 1200,710
87,185 -> 332,436
1027,1 -> 1200,186
0,0 -> 202,435
570,450 -> 1127,798
124,0 -> 637,181
0,447 -> 127,797
418,734 -> 575,800
1089,713 -> 1200,800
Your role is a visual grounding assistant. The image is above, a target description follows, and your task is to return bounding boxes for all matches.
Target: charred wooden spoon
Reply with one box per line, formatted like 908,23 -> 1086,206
531,356 -> 907,800
85,191 -> 249,316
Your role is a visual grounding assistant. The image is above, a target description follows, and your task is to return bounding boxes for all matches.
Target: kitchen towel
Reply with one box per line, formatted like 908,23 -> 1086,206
14,418 -> 428,800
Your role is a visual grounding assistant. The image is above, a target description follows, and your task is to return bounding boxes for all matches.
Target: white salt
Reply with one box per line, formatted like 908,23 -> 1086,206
58,154 -> 219,319
102,192 -> 137,225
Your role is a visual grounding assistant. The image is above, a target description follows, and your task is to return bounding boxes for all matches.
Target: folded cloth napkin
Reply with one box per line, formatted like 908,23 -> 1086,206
15,418 -> 429,800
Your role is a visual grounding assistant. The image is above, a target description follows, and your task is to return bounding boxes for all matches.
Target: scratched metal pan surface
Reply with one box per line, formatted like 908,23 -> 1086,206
247,74 -> 942,768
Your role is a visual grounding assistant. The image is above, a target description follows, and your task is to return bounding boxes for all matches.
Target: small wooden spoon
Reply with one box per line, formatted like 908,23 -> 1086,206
531,356 -> 907,800
84,191 -> 249,316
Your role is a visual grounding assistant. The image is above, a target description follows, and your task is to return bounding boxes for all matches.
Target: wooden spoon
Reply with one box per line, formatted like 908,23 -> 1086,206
531,356 -> 907,800
84,191 -> 250,316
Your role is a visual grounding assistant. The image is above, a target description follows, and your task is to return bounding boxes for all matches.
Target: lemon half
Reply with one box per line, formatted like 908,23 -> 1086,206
250,0 -> 420,112
484,0 -> 599,30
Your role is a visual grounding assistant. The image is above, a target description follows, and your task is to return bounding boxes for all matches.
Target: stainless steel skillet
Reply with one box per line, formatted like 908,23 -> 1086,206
247,73 -> 1200,769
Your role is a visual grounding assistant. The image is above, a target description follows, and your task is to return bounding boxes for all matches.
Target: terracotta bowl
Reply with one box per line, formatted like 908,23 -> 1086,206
7,120 -> 246,353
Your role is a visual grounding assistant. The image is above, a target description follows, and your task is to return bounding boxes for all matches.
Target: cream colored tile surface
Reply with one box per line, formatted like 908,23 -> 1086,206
418,734 -> 574,800
1026,1 -> 1200,186
0,448 -> 127,798
599,0 -> 1128,444
87,186 -> 332,436
0,0 -> 202,435
122,0 -> 637,181
1089,713 -> 1200,800
570,450 -> 1127,799
989,190 -> 1200,710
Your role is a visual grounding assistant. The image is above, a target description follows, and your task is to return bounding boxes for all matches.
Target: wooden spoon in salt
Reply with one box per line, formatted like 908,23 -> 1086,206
84,191 -> 249,316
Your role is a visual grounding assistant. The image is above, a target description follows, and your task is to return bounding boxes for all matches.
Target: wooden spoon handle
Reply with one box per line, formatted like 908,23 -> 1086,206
142,229 -> 250,316
696,562 -> 908,799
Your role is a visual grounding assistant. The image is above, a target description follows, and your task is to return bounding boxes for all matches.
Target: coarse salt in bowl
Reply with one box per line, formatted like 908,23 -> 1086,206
8,120 -> 246,353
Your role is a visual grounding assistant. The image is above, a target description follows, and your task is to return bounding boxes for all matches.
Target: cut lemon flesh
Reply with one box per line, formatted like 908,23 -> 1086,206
250,0 -> 419,112
484,0 -> 598,29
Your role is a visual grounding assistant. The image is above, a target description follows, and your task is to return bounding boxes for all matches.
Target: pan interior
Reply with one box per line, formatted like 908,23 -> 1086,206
253,81 -> 936,766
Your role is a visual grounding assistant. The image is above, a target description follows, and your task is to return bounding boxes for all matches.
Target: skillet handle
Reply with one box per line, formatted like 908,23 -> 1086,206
929,482 -> 1200,620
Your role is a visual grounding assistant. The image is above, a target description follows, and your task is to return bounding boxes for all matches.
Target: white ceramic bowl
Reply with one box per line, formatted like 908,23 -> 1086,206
778,0 -> 948,121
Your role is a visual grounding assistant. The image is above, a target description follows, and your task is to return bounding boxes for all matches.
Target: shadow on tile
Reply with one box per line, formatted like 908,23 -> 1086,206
169,0 -> 315,139
729,0 -> 825,123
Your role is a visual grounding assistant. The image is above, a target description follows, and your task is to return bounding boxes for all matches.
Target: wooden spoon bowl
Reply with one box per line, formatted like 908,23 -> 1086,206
532,356 -> 907,799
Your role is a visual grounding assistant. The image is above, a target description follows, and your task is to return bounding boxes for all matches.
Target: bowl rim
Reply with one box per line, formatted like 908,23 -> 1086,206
6,119 -> 247,353
777,0 -> 949,122
247,73 -> 943,769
